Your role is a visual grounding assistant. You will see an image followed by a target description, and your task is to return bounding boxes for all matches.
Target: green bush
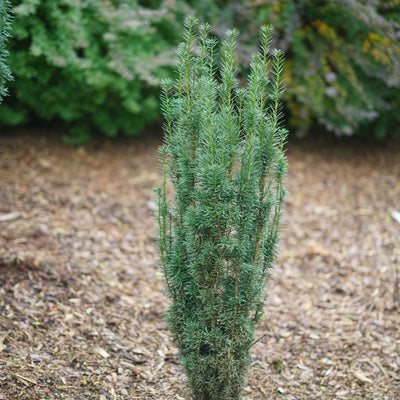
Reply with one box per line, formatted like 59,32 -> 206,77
0,0 -> 13,102
157,18 -> 287,399
0,0 -> 188,143
254,0 -> 400,138
190,0 -> 400,138
4,1 -> 398,141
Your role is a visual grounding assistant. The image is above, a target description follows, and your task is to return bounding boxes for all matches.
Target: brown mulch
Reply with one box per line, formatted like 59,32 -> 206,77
0,129 -> 399,400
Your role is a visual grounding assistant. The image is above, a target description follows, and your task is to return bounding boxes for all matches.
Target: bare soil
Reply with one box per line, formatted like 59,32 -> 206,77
0,129 -> 399,399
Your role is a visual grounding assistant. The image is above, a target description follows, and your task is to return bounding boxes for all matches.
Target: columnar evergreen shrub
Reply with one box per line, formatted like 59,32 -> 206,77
157,18 -> 287,399
0,0 -> 188,143
0,0 -> 13,102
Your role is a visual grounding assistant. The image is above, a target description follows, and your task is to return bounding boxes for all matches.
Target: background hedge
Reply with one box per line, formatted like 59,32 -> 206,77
1,0 -> 189,143
251,0 -> 400,138
0,0 -> 13,102
1,0 -> 399,141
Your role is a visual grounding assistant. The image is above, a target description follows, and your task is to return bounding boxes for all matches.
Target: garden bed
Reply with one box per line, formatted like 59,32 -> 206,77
0,129 -> 399,399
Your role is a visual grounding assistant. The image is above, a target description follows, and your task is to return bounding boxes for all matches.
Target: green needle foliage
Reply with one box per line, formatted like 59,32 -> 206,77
0,0 -> 13,102
156,17 -> 287,400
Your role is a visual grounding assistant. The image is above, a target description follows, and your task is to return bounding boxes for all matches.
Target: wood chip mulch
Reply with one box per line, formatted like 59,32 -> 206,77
0,129 -> 399,399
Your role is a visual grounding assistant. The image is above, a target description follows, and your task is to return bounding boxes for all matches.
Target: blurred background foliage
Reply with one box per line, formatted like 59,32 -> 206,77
0,0 -> 13,102
257,0 -> 400,139
1,0 -> 399,142
0,0 -> 190,143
